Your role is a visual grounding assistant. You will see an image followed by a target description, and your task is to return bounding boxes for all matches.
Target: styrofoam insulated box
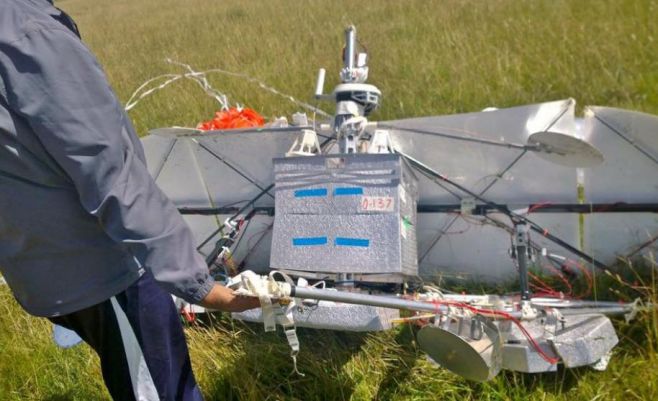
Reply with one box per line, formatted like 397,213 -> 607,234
271,154 -> 418,279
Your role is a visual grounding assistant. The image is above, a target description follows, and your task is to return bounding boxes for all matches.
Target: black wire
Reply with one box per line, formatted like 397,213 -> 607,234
196,184 -> 274,251
593,112 -> 658,166
196,141 -> 275,199
196,134 -> 337,252
379,124 -> 530,150
416,146 -> 528,262
478,150 -> 527,195
542,100 -> 573,132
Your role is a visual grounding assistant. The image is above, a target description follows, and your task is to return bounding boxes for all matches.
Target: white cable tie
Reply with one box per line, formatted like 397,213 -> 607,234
311,281 -> 326,289
269,270 -> 296,286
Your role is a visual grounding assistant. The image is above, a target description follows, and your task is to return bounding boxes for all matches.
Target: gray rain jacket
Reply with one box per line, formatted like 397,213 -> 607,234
0,0 -> 214,317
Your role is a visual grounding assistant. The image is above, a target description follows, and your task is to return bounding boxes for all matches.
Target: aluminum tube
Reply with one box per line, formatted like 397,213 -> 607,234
531,299 -> 633,308
292,286 -> 639,319
517,245 -> 530,301
344,26 -> 356,71
291,286 -> 523,319
292,286 -> 446,314
557,307 -> 632,316
315,68 -> 326,97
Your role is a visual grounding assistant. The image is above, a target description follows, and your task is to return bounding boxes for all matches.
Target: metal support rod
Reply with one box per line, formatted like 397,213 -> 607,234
557,307 -> 633,316
196,184 -> 274,250
315,68 -> 326,98
517,247 -> 530,300
417,203 -> 658,214
196,136 -> 338,250
344,26 -> 356,72
397,149 -> 612,272
179,202 -> 658,216
514,223 -> 531,301
531,299 -> 635,308
290,286 -> 523,318
591,110 -> 658,167
378,124 -> 532,151
179,206 -> 274,216
292,286 -> 445,314
290,286 -> 639,319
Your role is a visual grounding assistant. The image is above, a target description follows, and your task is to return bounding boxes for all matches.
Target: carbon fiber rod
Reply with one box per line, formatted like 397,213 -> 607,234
396,150 -> 612,272
179,203 -> 658,216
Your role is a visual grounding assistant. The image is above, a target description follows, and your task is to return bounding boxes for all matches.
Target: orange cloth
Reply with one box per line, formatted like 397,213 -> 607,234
196,107 -> 265,131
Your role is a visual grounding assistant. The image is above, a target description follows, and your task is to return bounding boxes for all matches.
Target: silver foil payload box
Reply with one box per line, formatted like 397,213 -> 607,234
272,154 -> 418,215
270,154 -> 418,279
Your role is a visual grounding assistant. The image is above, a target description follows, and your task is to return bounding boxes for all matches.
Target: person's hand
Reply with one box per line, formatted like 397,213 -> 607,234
198,283 -> 261,312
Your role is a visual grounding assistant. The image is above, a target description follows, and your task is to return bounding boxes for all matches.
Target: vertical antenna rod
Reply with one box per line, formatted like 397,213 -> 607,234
344,26 -> 356,72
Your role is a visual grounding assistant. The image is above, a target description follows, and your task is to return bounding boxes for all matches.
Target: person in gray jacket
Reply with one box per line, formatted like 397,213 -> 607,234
0,1 -> 260,400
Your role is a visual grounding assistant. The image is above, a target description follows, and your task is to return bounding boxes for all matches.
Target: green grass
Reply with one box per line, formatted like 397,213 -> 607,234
2,270 -> 658,401
62,0 -> 658,134
2,0 -> 658,399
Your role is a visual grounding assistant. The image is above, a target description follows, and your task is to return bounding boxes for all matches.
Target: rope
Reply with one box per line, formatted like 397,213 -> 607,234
235,270 -> 305,376
124,59 -> 331,118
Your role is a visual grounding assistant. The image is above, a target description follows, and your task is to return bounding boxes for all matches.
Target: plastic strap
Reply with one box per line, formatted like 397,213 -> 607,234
240,271 -> 277,332
242,270 -> 305,375
285,327 -> 304,376
260,295 -> 276,332
276,305 -> 305,377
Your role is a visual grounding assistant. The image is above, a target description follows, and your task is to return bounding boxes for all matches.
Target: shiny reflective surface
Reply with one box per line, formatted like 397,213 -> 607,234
141,100 -> 658,278
527,131 -> 604,167
417,320 -> 502,382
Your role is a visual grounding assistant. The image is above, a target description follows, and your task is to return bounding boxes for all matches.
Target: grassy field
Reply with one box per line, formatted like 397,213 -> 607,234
1,0 -> 658,400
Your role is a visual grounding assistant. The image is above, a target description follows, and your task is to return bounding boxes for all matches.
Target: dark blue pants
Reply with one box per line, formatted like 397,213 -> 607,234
49,272 -> 203,401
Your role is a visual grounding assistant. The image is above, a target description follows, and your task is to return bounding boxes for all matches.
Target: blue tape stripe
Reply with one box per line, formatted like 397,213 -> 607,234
294,188 -> 328,198
334,187 -> 364,196
293,237 -> 328,246
335,237 -> 370,247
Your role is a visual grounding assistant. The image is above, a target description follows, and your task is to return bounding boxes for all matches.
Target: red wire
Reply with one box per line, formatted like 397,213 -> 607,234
542,263 -> 574,297
527,202 -> 553,214
529,284 -> 562,299
555,258 -> 593,299
529,271 -> 564,297
573,260 -> 593,298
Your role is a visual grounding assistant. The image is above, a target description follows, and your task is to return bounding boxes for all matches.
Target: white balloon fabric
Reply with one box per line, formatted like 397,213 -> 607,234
140,100 -> 658,281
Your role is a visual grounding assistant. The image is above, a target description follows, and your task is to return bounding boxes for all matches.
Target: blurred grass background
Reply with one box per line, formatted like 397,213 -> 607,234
64,0 -> 657,134
1,0 -> 657,400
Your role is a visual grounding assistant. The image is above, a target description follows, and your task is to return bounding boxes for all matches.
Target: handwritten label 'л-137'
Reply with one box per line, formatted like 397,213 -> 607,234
360,196 -> 394,212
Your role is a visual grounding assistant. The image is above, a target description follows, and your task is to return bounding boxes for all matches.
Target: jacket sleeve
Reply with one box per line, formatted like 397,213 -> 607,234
0,24 -> 214,303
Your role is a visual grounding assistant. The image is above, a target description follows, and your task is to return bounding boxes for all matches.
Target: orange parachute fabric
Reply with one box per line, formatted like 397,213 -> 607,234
196,107 -> 265,131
